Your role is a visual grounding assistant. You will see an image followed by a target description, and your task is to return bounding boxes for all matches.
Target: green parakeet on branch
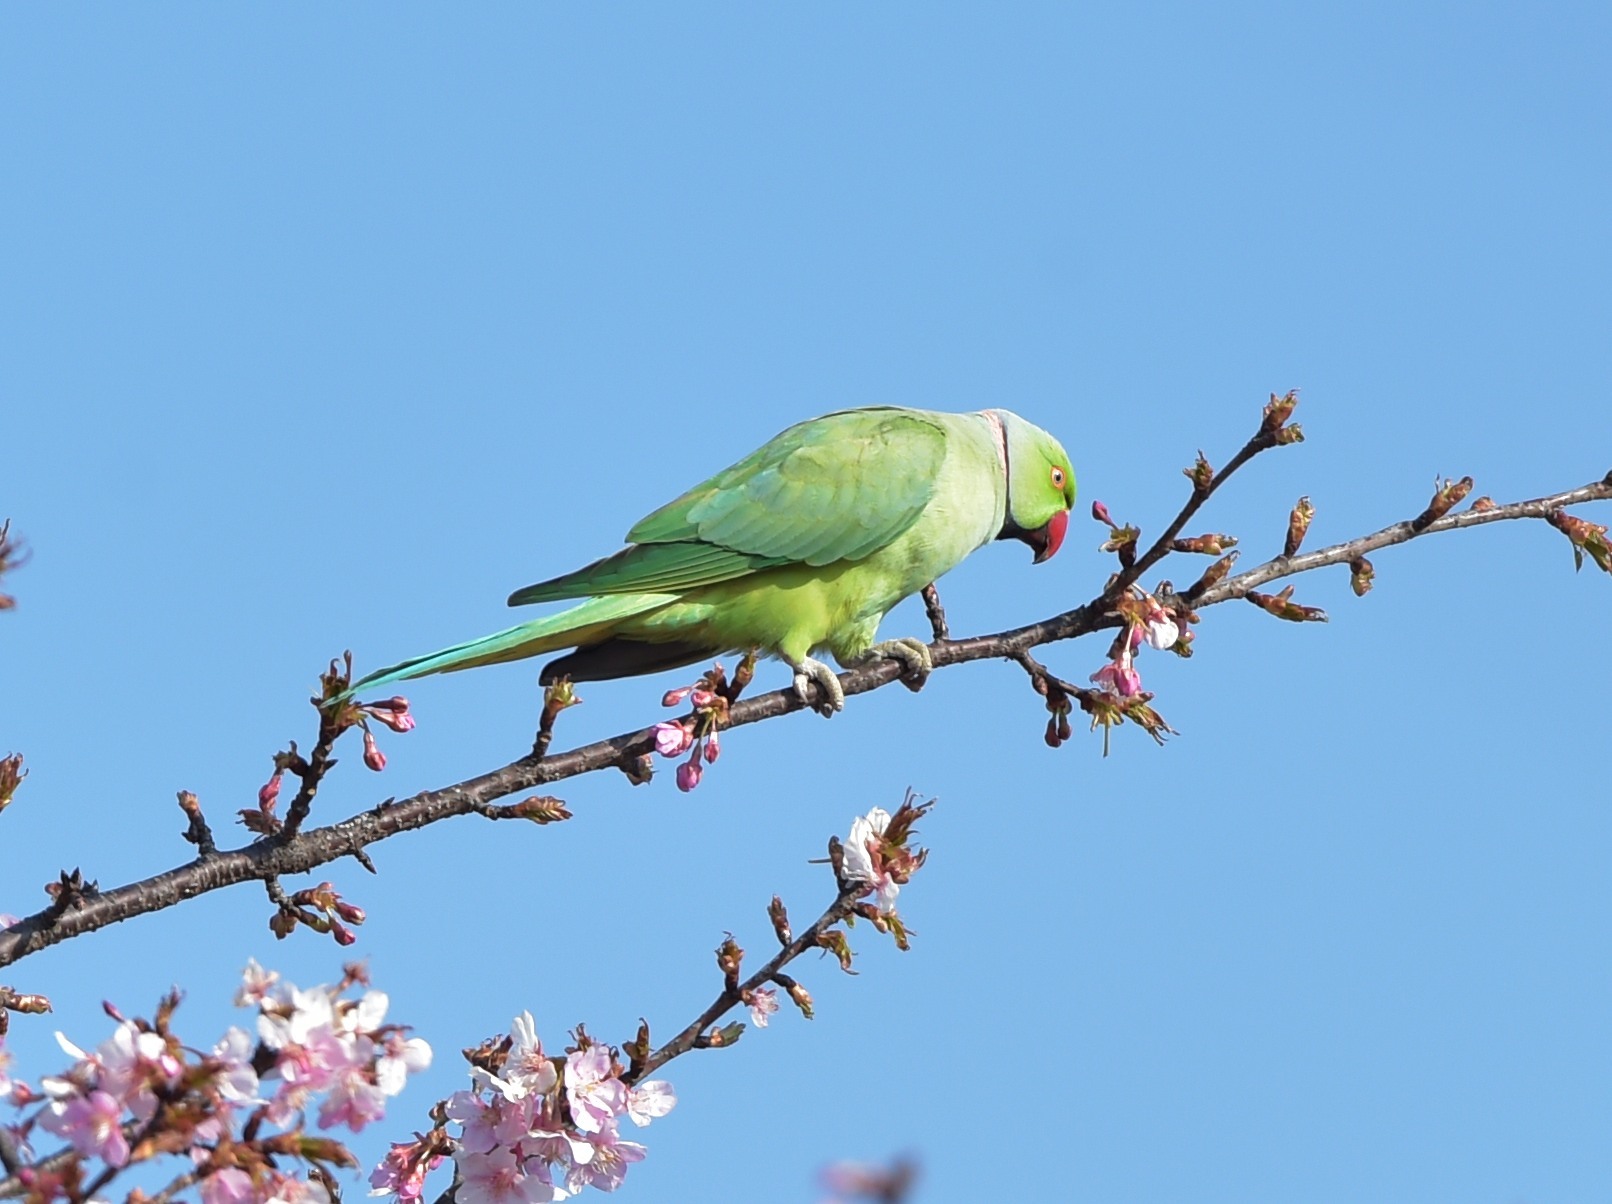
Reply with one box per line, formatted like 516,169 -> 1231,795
350,406 -> 1075,714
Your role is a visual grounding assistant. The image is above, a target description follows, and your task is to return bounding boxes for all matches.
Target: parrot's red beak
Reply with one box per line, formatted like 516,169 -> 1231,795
1031,508 -> 1069,564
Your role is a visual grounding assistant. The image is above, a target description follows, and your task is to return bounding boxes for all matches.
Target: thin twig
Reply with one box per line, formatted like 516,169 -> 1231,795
625,884 -> 863,1084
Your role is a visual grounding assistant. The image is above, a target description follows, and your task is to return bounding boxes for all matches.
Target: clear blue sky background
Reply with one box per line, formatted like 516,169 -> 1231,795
4,4 -> 1610,1201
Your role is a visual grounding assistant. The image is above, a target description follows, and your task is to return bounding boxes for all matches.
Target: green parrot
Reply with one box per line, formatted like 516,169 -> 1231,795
349,406 -> 1075,715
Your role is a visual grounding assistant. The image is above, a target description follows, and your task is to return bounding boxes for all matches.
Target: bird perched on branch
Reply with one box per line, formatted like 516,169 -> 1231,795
349,406 -> 1075,715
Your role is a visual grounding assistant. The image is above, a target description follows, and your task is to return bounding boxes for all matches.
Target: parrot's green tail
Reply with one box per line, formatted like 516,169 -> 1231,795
344,594 -> 677,699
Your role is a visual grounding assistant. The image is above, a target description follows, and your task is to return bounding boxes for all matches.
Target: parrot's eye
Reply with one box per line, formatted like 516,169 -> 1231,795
1050,466 -> 1066,490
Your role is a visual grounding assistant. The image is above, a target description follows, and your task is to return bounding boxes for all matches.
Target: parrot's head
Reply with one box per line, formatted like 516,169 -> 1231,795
991,410 -> 1076,564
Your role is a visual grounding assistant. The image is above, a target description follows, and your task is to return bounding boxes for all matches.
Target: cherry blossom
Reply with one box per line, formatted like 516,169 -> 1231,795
563,1044 -> 626,1135
199,1167 -> 257,1204
368,1140 -> 445,1202
564,1124 -> 646,1194
454,1146 -> 561,1204
651,722 -> 693,758
746,987 -> 779,1029
624,1079 -> 676,1128
37,1090 -> 129,1167
842,808 -> 901,914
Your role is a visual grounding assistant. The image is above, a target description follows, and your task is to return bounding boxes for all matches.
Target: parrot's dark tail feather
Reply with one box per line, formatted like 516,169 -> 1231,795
540,638 -> 719,684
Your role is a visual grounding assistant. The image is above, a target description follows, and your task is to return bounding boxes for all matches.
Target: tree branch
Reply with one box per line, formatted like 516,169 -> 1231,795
1,455 -> 1605,971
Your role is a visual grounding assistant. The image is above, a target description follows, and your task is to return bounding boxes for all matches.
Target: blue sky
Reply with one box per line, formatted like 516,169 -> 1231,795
4,3 -> 1610,1200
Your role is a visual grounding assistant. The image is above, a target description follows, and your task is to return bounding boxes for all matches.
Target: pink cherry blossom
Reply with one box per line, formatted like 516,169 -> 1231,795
235,959 -> 280,1007
842,808 -> 900,914
477,1013 -> 555,1101
209,1027 -> 262,1105
652,722 -> 693,757
746,988 -> 779,1029
98,1021 -> 182,1110
624,1079 -> 676,1128
38,1090 -> 129,1167
564,1123 -> 646,1194
563,1044 -> 626,1135
703,730 -> 720,764
454,1146 -> 561,1204
525,1121 -> 596,1169
1092,651 -> 1142,697
368,1140 -> 444,1203
199,1167 -> 256,1204
375,1030 -> 433,1097
263,1171 -> 332,1204
317,1063 -> 389,1131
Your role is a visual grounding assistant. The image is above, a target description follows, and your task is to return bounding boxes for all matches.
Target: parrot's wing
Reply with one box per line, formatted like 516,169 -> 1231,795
630,408 -> 947,562
508,408 -> 948,606
508,542 -> 789,606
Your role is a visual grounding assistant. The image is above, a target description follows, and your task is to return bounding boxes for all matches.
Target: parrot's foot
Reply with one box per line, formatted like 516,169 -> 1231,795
855,637 -> 934,693
792,657 -> 844,717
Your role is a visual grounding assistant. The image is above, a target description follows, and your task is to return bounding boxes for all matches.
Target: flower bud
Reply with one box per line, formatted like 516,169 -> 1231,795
1412,475 -> 1474,531
0,753 -> 25,812
675,759 -> 702,792
661,686 -> 692,707
362,730 -> 386,772
785,978 -> 814,1019
1261,390 -> 1299,435
1284,496 -> 1314,557
768,896 -> 792,946
1183,452 -> 1214,493
1349,556 -> 1375,597
1090,500 -> 1114,527
1246,585 -> 1329,623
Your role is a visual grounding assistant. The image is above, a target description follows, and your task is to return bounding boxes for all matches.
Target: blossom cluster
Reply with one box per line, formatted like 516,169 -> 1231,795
1,963 -> 429,1204
650,669 -> 731,792
1089,594 -> 1183,700
370,1013 -> 674,1202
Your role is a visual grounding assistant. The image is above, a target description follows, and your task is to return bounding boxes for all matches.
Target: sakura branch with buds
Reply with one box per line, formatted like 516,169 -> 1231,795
1,395 -> 1607,971
365,798 -> 929,1202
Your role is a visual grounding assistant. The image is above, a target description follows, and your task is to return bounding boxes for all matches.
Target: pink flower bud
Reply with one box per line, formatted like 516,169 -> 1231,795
258,772 -> 283,808
661,686 -> 692,707
703,731 -> 720,764
363,730 -> 386,772
335,900 -> 366,924
675,760 -> 702,792
331,920 -> 358,946
1091,500 -> 1114,527
653,721 -> 694,758
690,689 -> 717,709
363,698 -> 415,732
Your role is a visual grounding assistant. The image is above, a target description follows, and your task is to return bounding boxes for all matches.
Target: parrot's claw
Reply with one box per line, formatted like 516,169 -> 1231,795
860,637 -> 934,693
793,657 -> 844,717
